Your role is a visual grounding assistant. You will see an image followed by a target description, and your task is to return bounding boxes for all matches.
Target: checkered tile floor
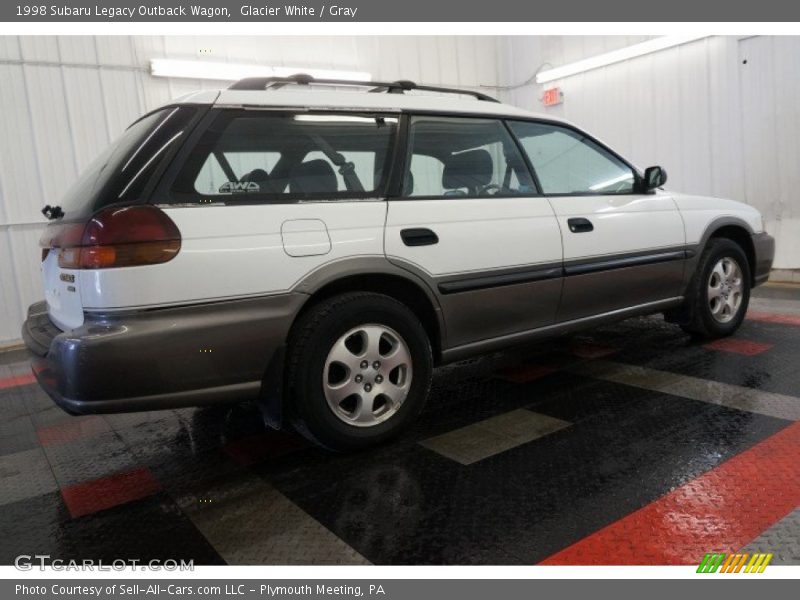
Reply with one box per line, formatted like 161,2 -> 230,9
1,286 -> 798,565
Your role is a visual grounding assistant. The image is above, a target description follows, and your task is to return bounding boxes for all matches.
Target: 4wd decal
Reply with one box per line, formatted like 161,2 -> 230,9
219,181 -> 261,194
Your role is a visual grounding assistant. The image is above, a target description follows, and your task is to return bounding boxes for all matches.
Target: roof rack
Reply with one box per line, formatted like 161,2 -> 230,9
227,74 -> 500,103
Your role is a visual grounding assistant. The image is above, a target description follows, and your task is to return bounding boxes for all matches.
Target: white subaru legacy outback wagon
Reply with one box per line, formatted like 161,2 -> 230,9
23,76 -> 774,450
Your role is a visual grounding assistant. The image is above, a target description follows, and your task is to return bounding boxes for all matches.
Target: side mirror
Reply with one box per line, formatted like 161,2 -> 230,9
642,166 -> 667,192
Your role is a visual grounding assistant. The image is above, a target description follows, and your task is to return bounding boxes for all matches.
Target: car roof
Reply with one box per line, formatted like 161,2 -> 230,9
171,88 -> 567,123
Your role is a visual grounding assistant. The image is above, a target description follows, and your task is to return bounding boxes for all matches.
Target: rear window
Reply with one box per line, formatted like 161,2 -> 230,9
170,111 -> 398,203
59,106 -> 197,219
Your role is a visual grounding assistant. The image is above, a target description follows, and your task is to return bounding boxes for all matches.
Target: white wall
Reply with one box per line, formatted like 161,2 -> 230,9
498,35 -> 800,270
0,35 -> 504,345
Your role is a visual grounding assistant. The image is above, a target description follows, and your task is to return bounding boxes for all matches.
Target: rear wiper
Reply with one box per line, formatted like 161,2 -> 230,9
41,205 -> 64,220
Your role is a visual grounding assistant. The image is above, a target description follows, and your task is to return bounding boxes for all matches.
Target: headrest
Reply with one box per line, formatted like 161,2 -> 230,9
289,160 -> 338,194
442,149 -> 493,191
240,169 -> 270,183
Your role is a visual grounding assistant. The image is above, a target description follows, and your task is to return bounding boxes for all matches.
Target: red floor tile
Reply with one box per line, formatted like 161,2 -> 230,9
61,467 -> 161,518
498,364 -> 559,384
0,373 -> 36,390
223,432 -> 307,466
540,421 -> 800,565
747,311 -> 800,327
704,337 -> 773,356
37,415 -> 110,446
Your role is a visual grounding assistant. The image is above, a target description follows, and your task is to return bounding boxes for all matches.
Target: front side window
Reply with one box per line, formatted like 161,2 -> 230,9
172,111 -> 398,202
508,121 -> 636,195
402,116 -> 536,198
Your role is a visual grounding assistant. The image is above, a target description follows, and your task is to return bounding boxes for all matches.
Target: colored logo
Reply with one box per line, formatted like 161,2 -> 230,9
697,553 -> 773,573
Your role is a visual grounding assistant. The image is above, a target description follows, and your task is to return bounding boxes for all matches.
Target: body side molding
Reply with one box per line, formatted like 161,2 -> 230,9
563,249 -> 689,276
438,265 -> 562,294
436,247 -> 692,295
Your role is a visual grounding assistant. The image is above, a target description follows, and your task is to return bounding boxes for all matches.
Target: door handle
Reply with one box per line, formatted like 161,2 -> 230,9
401,228 -> 439,247
567,218 -> 594,233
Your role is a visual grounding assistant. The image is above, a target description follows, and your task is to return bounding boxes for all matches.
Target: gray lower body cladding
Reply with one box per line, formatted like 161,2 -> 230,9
21,232 -> 775,417
22,294 -> 305,414
752,232 -> 775,286
440,296 -> 685,363
437,272 -> 561,348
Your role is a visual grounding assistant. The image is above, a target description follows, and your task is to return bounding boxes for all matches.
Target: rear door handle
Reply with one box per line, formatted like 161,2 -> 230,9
401,228 -> 439,247
567,218 -> 594,233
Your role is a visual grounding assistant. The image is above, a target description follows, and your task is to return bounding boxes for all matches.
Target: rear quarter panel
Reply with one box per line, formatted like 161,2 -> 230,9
78,202 -> 387,310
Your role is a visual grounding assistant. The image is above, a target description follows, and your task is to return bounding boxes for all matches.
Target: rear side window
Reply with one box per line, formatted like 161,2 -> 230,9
401,116 -> 536,198
59,106 -> 197,219
508,121 -> 636,195
171,111 -> 398,202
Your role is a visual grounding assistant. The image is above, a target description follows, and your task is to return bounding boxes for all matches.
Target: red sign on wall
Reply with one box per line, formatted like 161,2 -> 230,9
542,87 -> 563,107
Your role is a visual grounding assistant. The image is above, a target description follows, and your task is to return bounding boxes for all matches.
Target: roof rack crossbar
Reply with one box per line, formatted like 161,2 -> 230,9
227,74 -> 500,103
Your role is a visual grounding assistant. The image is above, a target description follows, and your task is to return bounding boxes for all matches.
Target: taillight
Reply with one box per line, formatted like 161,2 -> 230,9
39,206 -> 181,270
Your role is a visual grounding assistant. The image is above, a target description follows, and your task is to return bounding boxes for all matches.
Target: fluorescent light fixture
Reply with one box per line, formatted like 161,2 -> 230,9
150,58 -> 371,83
536,35 -> 710,84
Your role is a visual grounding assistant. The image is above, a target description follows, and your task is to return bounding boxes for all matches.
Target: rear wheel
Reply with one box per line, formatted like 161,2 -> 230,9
286,292 -> 433,451
680,238 -> 751,338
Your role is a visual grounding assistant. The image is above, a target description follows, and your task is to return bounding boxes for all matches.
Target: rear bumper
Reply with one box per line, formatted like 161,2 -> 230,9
752,232 -> 775,287
22,294 -> 305,415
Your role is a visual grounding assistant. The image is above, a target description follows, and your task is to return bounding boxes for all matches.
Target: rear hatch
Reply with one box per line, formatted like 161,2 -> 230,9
38,106 -> 198,331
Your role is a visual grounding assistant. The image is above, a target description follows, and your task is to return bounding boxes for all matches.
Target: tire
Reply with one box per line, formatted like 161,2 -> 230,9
680,238 -> 751,339
285,292 -> 433,451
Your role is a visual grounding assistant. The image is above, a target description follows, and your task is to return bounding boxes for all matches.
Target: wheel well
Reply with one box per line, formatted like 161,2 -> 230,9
297,273 -> 443,362
709,225 -> 756,286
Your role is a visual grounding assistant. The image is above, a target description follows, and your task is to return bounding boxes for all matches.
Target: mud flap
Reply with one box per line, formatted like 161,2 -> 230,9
257,345 -> 286,430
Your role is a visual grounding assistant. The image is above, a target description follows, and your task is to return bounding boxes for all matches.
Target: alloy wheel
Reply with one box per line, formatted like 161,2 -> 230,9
323,324 -> 413,427
707,257 -> 744,323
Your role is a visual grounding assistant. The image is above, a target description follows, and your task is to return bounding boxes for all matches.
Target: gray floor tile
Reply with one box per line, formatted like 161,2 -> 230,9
568,360 -> 800,421
178,473 -> 369,565
43,430 -> 138,487
0,428 -> 40,456
0,352 -> 28,368
105,410 -> 181,431
29,405 -> 77,429
0,382 -> 33,419
0,413 -> 35,439
35,414 -> 111,446
420,409 -> 571,465
0,361 -> 31,379
741,508 -> 800,565
750,297 -> 800,317
0,448 -> 58,507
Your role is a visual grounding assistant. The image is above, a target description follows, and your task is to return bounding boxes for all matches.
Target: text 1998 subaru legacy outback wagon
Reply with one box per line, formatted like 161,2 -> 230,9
23,76 -> 774,450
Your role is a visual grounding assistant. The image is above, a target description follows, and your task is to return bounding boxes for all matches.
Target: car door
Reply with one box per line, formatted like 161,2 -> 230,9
385,115 -> 563,348
508,120 -> 686,322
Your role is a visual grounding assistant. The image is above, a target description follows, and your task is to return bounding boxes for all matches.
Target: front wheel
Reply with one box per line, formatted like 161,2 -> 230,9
680,238 -> 751,338
285,292 -> 433,451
